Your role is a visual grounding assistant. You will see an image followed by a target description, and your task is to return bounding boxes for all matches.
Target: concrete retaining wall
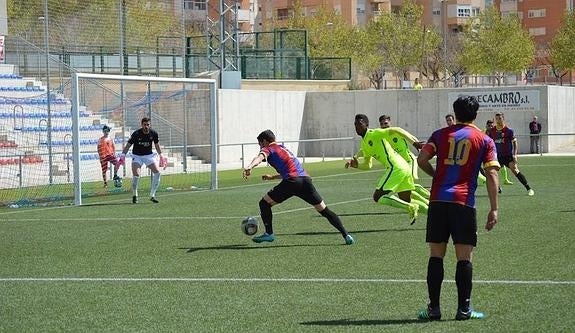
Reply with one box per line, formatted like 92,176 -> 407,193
216,85 -> 575,163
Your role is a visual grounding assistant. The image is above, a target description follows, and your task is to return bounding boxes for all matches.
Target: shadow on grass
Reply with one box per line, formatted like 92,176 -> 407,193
300,318 -> 427,326
278,228 -> 424,237
336,212 -> 403,217
181,243 -> 336,253
79,202 -> 130,207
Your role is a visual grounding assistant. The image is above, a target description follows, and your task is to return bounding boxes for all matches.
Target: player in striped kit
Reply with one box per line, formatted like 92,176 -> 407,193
487,113 -> 534,196
242,130 -> 354,245
417,95 -> 500,321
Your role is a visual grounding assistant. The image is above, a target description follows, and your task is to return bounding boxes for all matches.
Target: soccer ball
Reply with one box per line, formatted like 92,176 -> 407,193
241,216 -> 259,236
113,177 -> 123,188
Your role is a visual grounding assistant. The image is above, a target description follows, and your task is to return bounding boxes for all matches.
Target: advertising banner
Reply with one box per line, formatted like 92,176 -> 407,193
448,90 -> 540,112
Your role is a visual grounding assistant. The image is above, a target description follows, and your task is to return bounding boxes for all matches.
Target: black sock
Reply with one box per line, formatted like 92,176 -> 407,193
427,257 -> 444,309
516,172 -> 531,190
320,207 -> 348,237
456,260 -> 473,312
259,199 -> 273,234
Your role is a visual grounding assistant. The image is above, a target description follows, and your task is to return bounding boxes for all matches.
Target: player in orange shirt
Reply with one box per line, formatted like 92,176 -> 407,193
97,125 -> 120,187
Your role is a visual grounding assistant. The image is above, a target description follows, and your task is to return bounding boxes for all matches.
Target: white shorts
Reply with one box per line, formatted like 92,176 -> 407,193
132,153 -> 157,167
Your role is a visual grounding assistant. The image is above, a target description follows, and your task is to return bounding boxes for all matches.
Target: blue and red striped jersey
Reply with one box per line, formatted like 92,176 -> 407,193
488,125 -> 515,157
260,143 -> 308,179
422,124 -> 500,207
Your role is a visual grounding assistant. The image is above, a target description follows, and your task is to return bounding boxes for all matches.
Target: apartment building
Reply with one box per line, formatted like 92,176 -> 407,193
175,1 -> 485,34
495,0 -> 573,46
254,1 -> 485,30
173,0 -> 259,32
494,0 -> 574,82
174,0 -> 572,83
420,0 -> 485,33
256,0 -> 401,27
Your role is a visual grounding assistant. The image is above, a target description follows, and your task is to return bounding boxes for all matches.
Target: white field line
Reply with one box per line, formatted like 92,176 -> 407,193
0,277 -> 573,285
1,160 -> 573,217
0,170 -> 380,216
0,197 -> 372,222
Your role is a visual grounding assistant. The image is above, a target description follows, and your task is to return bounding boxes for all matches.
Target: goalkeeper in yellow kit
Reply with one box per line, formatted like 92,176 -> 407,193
346,114 -> 428,223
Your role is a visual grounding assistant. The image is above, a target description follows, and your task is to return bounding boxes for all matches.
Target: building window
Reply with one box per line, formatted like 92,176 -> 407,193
184,0 -> 206,10
457,6 -> 471,17
471,7 -> 480,16
277,8 -> 290,20
528,9 -> 546,18
433,8 -> 441,16
528,27 -> 546,36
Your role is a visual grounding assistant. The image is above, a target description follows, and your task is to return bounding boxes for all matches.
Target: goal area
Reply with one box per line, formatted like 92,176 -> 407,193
0,73 -> 217,207
69,74 -> 218,205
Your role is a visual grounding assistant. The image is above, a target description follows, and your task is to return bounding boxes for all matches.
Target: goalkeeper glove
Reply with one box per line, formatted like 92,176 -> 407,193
116,153 -> 126,167
159,156 -> 168,169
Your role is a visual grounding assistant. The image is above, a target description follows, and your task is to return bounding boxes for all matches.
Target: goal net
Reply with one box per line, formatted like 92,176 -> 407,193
70,74 -> 217,205
0,73 -> 217,207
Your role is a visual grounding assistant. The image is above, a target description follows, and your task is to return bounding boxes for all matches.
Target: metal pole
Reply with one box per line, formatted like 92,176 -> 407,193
147,81 -> 152,119
181,1 -> 186,78
210,81 -> 218,190
421,25 -> 426,80
71,73 -> 82,205
182,83 -> 188,172
442,0 -> 448,86
42,0 -> 53,184
119,0 -> 124,74
219,0 -> 225,81
121,0 -> 128,75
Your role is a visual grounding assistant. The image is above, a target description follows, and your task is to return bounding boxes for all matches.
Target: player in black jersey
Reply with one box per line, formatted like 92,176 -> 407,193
121,117 -> 163,203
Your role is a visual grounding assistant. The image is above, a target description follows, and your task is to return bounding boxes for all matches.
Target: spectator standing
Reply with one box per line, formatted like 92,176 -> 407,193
444,114 -> 455,127
413,78 -> 423,90
529,116 -> 542,154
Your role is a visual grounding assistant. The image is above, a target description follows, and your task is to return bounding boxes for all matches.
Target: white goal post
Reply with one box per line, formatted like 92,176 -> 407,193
70,73 -> 218,205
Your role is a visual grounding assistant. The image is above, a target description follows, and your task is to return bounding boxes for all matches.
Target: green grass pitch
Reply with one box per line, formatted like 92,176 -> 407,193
0,156 -> 573,332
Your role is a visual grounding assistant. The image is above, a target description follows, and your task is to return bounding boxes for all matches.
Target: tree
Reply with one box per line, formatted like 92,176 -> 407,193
286,2 -> 355,79
549,10 -> 575,85
8,0 -> 181,50
289,9 -> 349,58
420,26 -> 443,87
366,0 -> 436,87
350,26 -> 386,89
460,7 -> 535,86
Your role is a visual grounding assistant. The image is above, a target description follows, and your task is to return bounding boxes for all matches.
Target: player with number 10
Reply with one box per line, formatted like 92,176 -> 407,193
417,95 -> 500,321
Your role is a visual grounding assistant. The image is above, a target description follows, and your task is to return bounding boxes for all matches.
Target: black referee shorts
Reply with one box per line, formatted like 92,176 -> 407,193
267,176 -> 323,205
426,201 -> 477,246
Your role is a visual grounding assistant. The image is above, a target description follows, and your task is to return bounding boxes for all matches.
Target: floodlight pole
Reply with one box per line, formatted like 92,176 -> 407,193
442,0 -> 448,86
